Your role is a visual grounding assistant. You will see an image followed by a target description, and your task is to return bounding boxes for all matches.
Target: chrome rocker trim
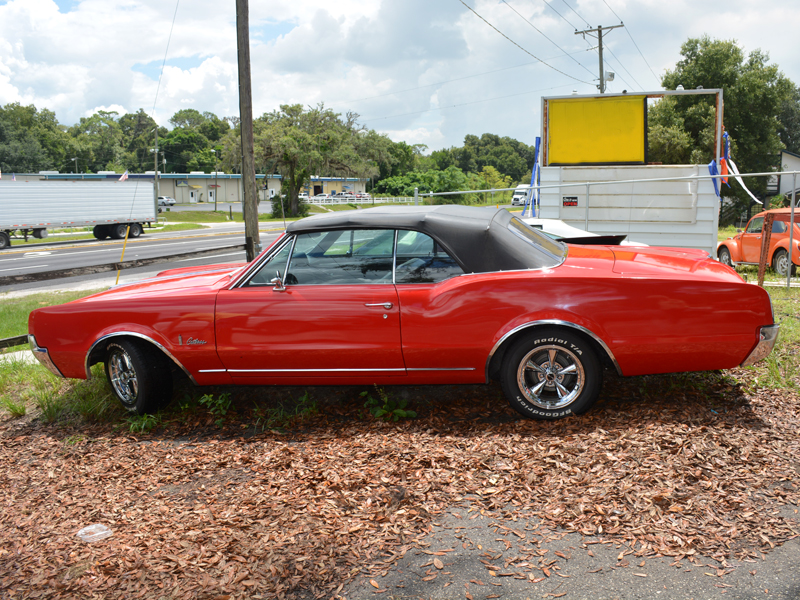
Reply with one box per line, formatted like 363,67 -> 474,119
485,320 -> 623,383
85,332 -> 198,385
740,325 -> 780,367
28,334 -> 65,378
199,367 -> 475,374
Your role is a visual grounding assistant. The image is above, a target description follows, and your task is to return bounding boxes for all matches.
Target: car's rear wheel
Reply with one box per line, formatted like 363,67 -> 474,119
772,249 -> 796,276
718,246 -> 733,267
104,340 -> 172,414
500,329 -> 602,420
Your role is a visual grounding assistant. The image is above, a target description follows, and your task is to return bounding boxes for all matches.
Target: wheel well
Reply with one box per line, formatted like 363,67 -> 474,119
85,333 -> 193,383
486,323 -> 620,382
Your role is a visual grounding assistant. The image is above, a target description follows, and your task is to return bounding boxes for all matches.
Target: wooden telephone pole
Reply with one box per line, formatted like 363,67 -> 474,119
236,0 -> 260,261
575,23 -> 624,93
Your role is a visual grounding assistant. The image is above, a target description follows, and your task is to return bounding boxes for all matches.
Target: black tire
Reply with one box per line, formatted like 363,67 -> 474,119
772,249 -> 797,277
129,223 -> 143,238
104,340 -> 173,414
110,223 -> 129,239
0,231 -> 10,249
718,246 -> 733,267
93,225 -> 109,240
500,329 -> 602,420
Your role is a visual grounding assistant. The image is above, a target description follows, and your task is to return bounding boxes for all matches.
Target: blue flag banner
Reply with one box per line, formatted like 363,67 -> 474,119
708,160 -> 720,198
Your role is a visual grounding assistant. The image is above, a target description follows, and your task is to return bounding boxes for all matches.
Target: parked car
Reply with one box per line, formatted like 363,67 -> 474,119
158,196 -> 177,206
29,205 -> 777,420
718,208 -> 800,276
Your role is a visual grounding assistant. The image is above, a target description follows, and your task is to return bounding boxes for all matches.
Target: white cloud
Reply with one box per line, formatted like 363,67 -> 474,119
0,0 -> 799,151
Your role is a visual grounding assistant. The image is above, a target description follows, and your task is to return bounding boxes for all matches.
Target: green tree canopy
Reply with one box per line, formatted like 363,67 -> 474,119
649,36 -> 794,204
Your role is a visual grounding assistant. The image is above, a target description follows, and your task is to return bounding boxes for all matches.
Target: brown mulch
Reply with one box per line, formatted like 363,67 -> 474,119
0,371 -> 798,599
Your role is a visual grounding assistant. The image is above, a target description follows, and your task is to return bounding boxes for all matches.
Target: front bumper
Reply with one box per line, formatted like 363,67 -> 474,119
740,325 -> 780,367
28,334 -> 65,378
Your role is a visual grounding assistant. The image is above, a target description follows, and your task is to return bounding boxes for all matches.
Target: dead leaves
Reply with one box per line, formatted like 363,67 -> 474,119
0,372 -> 798,599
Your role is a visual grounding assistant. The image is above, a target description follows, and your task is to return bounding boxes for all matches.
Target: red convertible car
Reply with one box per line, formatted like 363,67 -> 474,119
28,206 -> 778,420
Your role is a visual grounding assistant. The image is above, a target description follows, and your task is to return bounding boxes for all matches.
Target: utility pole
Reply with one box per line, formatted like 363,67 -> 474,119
152,127 -> 159,216
236,0 -> 260,261
575,23 -> 624,93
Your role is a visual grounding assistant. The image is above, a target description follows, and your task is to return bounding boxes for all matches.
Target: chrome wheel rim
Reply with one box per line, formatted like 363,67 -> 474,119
775,252 -> 788,275
517,345 -> 584,410
108,349 -> 138,405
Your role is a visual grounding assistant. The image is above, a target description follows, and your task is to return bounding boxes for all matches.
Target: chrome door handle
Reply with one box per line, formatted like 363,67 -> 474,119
365,302 -> 393,309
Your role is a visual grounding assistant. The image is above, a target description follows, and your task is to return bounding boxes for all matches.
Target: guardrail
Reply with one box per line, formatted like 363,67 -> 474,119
305,197 -> 414,205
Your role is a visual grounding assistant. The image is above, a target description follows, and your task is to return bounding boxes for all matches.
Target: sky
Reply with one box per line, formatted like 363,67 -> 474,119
1,0 -> 799,152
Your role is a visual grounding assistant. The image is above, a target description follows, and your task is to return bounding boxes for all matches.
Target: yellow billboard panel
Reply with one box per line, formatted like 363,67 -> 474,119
546,96 -> 646,166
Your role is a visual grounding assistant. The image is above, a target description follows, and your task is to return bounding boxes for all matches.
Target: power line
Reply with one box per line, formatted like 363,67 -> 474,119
502,0 -> 596,79
361,83 -> 575,124
457,0 -> 592,85
151,0 -> 181,118
603,47 -> 641,90
599,0 -> 660,85
559,0 -> 590,28
346,48 -> 595,105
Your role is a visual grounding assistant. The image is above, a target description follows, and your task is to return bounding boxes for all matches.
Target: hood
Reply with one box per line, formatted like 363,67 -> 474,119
82,264 -> 245,302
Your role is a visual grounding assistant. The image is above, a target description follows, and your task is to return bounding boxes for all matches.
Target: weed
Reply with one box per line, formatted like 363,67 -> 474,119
0,396 -> 26,417
34,391 -> 65,423
361,386 -> 417,422
63,434 -> 86,446
199,393 -> 232,427
253,392 -> 319,431
126,413 -> 162,433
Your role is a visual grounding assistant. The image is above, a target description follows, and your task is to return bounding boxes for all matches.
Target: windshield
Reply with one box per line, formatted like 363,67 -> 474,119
507,217 -> 567,266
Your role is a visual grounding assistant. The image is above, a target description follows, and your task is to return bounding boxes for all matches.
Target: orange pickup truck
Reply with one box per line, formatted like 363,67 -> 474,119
718,208 -> 800,276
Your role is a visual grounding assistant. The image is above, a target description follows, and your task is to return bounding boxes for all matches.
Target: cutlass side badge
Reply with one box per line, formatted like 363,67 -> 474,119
186,338 -> 208,345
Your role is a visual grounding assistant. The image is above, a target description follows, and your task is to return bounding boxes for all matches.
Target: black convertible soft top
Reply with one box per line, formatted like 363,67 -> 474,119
286,205 -> 566,273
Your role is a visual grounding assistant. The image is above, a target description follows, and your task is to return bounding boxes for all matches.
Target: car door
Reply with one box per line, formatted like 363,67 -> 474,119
391,231 -> 483,381
741,216 -> 764,263
215,229 -> 405,380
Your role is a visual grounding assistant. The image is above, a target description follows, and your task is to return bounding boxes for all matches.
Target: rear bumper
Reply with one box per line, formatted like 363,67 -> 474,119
740,325 -> 780,367
28,334 -> 64,378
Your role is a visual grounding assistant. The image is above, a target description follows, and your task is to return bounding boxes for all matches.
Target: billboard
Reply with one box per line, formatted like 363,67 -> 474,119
544,95 -> 647,166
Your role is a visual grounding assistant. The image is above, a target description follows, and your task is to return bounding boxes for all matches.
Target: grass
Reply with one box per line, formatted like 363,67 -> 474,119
0,289 -> 105,341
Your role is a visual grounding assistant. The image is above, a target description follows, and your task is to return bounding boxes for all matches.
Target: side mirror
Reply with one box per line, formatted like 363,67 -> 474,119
270,271 -> 286,292
736,229 -> 742,234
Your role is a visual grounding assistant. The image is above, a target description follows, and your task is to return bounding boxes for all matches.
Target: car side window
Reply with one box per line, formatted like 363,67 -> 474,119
394,231 -> 464,284
247,238 -> 293,285
746,217 -> 764,234
286,229 -> 394,285
772,221 -> 787,234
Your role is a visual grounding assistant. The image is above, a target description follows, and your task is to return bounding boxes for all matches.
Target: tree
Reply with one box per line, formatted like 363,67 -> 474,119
777,84 -> 800,155
0,102 -> 76,172
250,104 -> 378,216
652,37 -> 794,206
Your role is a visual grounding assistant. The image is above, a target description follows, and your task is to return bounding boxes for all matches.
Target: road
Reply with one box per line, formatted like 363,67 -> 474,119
0,222 -> 284,295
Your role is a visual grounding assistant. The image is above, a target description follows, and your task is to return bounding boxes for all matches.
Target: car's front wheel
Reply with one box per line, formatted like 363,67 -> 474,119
772,249 -> 797,276
104,340 -> 172,414
718,246 -> 733,267
500,329 -> 602,420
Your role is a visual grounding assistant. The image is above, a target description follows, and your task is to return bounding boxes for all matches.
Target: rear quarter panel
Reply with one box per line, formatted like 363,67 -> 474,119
398,252 -> 772,379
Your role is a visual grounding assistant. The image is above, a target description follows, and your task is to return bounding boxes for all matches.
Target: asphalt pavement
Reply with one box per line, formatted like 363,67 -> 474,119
340,503 -> 800,599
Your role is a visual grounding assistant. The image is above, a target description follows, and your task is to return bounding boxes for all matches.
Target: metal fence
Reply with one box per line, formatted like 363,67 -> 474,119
304,196 -> 414,206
